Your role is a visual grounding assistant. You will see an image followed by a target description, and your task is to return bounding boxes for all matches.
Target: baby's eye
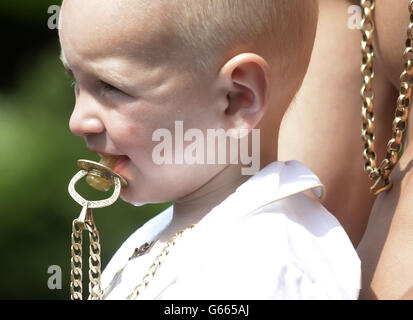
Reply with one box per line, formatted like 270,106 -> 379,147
99,81 -> 121,94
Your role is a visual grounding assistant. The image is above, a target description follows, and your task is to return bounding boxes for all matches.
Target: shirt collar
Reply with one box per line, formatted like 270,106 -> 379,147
194,160 -> 324,229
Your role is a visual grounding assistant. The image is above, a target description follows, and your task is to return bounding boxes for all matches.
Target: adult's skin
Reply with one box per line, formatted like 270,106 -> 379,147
280,0 -> 413,299
279,0 -> 396,248
356,0 -> 413,300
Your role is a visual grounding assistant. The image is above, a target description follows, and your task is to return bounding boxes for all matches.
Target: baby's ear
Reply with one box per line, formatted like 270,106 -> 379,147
218,53 -> 271,138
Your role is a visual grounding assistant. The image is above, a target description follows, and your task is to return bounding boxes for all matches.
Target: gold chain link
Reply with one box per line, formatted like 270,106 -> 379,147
87,222 -> 103,300
70,218 -> 103,300
361,0 -> 413,195
70,220 -> 83,300
125,224 -> 195,300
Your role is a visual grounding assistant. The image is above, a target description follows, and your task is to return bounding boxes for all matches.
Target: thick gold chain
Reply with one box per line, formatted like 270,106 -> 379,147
69,188 -> 194,300
361,0 -> 413,195
125,224 -> 195,300
70,218 -> 103,300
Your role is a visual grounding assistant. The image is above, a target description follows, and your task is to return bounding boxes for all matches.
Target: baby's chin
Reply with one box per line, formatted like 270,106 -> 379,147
119,188 -> 164,207
120,192 -> 147,207
128,200 -> 146,207
118,175 -> 177,206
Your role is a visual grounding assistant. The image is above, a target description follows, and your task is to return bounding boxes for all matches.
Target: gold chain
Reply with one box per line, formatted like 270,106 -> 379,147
361,0 -> 413,195
70,218 -> 103,300
71,220 -> 194,300
69,200 -> 194,300
125,224 -> 195,300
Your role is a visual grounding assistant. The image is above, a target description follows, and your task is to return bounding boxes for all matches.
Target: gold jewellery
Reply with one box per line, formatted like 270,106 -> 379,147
360,0 -> 413,195
68,157 -> 128,300
68,156 -> 194,300
125,224 -> 194,300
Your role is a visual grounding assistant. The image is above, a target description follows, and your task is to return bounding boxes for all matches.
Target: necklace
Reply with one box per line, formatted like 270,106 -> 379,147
360,0 -> 413,195
129,241 -> 155,261
125,224 -> 195,300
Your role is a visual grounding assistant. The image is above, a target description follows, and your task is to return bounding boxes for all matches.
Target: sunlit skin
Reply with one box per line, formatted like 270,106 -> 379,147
279,0 -> 396,248
58,0 -> 286,246
278,0 -> 413,299
356,0 -> 413,300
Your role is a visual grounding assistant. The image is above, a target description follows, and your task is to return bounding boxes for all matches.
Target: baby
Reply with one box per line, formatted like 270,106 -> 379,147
59,0 -> 360,299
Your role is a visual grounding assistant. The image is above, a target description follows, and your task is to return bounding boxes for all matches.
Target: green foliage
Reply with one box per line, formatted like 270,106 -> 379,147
0,0 -> 62,21
0,44 -> 170,299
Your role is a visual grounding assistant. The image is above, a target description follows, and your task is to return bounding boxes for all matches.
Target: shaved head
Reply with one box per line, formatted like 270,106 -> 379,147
60,0 -> 318,83
166,0 -> 319,77
59,0 -> 173,64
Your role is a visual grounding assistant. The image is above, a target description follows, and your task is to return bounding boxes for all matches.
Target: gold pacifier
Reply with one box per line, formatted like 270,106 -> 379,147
81,156 -> 128,192
68,155 -> 128,300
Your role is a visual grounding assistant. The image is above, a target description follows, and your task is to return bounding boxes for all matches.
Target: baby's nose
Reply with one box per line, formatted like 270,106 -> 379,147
69,96 -> 105,137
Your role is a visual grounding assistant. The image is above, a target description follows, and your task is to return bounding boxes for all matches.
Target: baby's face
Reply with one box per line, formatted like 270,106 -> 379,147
59,0 -> 229,204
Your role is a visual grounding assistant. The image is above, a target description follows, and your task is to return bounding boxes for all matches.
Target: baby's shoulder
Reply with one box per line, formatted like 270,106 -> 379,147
174,199 -> 360,299
235,194 -> 352,258
213,194 -> 360,298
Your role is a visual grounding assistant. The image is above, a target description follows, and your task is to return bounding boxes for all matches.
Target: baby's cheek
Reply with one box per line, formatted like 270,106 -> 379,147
118,124 -> 140,141
113,124 -> 139,149
126,124 -> 136,136
117,124 -> 157,155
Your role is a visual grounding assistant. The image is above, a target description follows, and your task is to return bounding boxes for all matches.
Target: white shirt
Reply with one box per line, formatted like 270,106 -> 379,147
100,160 -> 361,299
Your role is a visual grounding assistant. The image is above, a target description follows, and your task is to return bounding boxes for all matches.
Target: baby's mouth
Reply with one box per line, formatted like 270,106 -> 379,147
112,155 -> 130,174
99,154 -> 122,168
96,154 -> 130,173
85,154 -> 130,191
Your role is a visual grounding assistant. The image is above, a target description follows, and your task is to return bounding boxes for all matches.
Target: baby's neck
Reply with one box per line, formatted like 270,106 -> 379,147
156,163 -> 262,243
154,164 -> 246,242
153,136 -> 279,243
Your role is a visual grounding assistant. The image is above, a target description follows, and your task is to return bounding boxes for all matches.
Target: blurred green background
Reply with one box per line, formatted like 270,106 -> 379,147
0,0 -> 169,299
